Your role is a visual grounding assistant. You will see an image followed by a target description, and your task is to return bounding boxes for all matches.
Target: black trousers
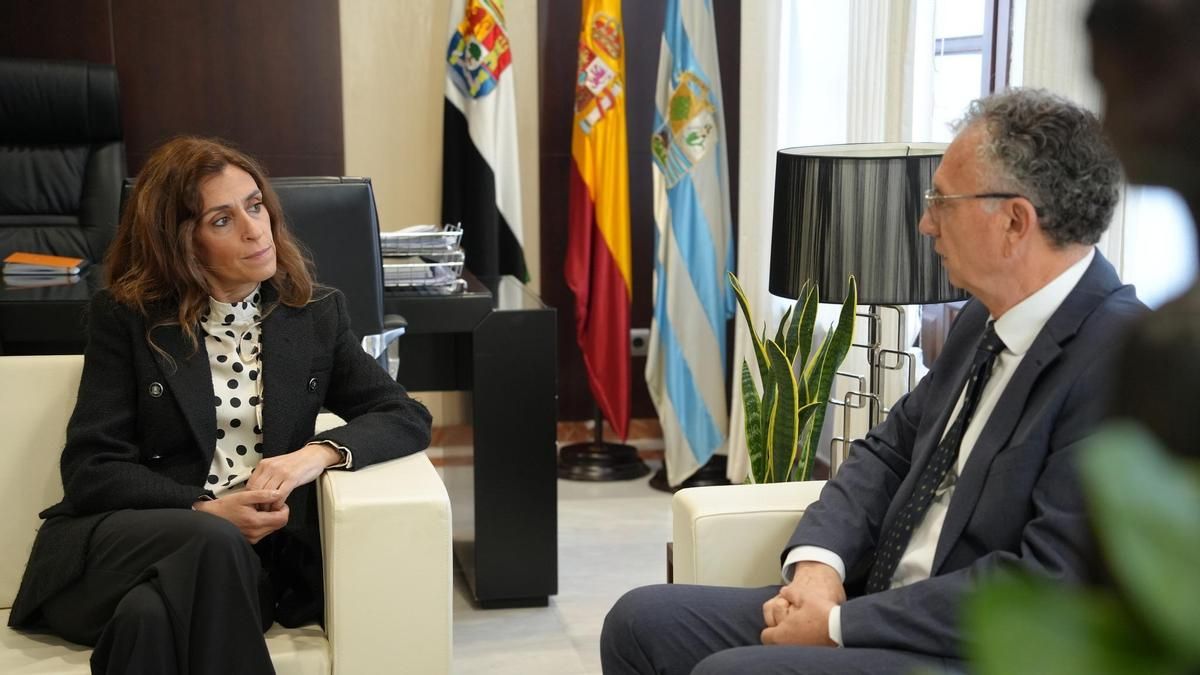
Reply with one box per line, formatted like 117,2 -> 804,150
39,509 -> 277,675
601,584 -> 959,675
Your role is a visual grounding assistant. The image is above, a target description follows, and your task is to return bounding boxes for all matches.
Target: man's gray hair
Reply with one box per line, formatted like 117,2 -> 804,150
955,88 -> 1122,247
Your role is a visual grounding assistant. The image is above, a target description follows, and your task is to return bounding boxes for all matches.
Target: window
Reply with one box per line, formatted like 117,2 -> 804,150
913,0 -> 987,142
912,0 -> 1015,142
913,0 -> 1002,369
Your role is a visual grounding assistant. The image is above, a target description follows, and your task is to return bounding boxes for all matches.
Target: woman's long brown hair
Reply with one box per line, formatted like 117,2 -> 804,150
105,136 -> 314,356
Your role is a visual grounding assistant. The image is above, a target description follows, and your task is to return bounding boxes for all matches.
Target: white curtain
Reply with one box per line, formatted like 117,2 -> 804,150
728,0 -> 919,482
1016,0 -> 1101,108
848,0 -> 916,144
844,0 -> 923,450
1015,0 -> 1124,270
727,0 -> 788,483
1017,0 -> 1197,304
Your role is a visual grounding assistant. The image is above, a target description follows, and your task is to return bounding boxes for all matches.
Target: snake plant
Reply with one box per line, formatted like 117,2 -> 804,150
729,272 -> 857,483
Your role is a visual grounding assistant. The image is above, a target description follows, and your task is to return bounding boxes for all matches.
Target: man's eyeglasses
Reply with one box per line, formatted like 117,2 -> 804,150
923,188 -> 1027,211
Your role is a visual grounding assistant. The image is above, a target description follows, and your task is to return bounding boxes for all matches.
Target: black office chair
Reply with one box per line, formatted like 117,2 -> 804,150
272,177 -> 406,367
120,176 -> 404,369
0,58 -> 125,262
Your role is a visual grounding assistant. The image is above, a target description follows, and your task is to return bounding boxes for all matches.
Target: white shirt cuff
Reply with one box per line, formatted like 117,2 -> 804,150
781,546 -> 847,583
317,440 -> 353,469
828,604 -> 844,647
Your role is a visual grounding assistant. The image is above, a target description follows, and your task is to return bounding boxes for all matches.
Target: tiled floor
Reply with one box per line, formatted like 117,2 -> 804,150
429,440 -> 673,675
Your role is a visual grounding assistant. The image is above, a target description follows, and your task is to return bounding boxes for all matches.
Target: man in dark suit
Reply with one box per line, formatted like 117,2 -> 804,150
601,88 -> 1146,674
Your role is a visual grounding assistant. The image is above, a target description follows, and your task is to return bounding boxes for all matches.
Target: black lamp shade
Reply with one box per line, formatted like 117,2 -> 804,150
768,143 -> 968,305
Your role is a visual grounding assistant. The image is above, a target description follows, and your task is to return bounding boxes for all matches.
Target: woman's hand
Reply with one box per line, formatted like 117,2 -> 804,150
246,442 -> 343,509
193,489 -> 289,543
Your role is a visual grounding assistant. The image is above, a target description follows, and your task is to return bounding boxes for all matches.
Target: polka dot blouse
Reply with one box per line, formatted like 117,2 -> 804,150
202,286 -> 266,496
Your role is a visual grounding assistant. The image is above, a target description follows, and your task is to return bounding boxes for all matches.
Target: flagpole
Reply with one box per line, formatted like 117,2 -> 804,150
563,0 -> 637,481
558,405 -> 650,481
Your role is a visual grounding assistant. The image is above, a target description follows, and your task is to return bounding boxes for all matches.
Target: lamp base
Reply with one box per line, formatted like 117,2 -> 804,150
649,454 -> 731,493
558,442 -> 651,481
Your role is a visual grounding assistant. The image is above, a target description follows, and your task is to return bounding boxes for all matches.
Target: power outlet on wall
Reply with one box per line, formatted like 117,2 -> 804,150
630,328 -> 650,357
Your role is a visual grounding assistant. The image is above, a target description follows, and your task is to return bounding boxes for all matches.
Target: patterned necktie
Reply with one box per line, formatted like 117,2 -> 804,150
864,321 -> 1007,593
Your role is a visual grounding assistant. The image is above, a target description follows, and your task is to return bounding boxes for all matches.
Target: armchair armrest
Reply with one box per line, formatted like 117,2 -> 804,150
672,481 -> 826,587
318,445 -> 452,674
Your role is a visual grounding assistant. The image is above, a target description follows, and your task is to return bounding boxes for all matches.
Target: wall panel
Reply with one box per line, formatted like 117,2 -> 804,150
0,0 -> 114,63
111,0 -> 343,176
2,0 -> 344,178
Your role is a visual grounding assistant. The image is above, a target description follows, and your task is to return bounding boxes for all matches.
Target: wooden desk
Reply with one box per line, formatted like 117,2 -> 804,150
1,269 -> 559,608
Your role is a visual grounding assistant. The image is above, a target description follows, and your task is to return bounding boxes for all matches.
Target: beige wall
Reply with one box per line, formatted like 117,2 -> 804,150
340,0 -> 541,425
339,0 -> 540,289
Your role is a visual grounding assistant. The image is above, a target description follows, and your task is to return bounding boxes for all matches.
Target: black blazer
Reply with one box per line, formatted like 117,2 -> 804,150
9,286 -> 432,627
786,252 -> 1146,657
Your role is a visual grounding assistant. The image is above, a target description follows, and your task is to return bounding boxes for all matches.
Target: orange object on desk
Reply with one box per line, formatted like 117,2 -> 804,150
3,252 -> 88,275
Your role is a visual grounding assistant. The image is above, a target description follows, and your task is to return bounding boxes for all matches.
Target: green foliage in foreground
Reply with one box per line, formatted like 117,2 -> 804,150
966,422 -> 1200,675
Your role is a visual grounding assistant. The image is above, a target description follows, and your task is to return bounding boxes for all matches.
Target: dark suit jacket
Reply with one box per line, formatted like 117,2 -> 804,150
9,285 -> 433,627
785,252 -> 1145,658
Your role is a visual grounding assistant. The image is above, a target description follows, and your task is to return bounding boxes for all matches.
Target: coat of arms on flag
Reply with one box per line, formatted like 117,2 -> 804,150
647,0 -> 735,486
566,0 -> 634,441
447,0 -> 512,99
442,0 -> 529,281
651,72 -> 717,188
574,13 -> 625,135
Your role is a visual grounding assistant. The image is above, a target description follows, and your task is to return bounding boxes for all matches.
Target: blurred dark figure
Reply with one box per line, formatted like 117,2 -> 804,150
1088,0 -> 1200,457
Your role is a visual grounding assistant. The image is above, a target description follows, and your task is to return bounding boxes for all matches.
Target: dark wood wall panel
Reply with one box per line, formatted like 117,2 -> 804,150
713,1 -> 740,250
111,0 -> 343,176
2,0 -> 343,178
0,0 -> 115,64
539,0 -> 741,423
623,0 -> 667,422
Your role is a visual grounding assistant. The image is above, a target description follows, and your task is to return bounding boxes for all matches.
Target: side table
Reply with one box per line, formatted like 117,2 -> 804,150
386,274 -> 558,608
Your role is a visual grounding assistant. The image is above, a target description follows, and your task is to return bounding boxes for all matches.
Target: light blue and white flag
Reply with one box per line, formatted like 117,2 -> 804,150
646,0 -> 735,486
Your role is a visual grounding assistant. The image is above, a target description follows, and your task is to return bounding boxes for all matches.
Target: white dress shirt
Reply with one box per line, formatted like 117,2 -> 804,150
782,248 -> 1096,645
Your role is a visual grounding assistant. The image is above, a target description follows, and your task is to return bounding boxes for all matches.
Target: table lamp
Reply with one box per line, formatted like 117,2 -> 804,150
768,143 -> 966,470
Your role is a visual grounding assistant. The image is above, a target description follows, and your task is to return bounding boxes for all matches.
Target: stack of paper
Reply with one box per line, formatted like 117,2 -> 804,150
3,252 -> 88,275
379,224 -> 466,292
379,223 -> 463,256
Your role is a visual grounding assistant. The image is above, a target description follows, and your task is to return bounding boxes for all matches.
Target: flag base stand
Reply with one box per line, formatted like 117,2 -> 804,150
558,442 -> 651,481
557,408 -> 651,481
649,454 -> 731,493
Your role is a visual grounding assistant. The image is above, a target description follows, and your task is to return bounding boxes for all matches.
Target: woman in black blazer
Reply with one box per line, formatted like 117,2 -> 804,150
8,137 -> 433,675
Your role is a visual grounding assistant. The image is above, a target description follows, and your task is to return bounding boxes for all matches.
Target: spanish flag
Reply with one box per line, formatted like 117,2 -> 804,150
565,0 -> 632,440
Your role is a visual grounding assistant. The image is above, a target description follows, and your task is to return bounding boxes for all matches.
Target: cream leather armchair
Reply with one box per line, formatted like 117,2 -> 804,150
0,355 -> 452,675
671,481 -> 827,587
